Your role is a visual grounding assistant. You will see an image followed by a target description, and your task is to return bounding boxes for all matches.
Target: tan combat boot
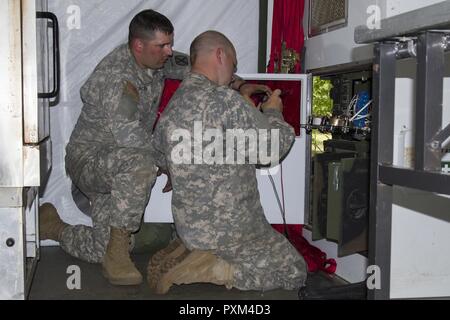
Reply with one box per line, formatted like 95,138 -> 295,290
39,203 -> 68,241
102,227 -> 143,286
147,238 -> 188,289
155,250 -> 235,294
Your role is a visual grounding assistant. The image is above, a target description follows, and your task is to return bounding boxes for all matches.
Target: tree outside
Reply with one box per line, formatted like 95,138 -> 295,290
312,77 -> 333,154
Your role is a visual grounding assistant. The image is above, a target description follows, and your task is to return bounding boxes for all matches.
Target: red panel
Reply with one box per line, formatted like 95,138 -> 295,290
153,79 -> 182,131
159,79 -> 182,114
248,80 -> 301,136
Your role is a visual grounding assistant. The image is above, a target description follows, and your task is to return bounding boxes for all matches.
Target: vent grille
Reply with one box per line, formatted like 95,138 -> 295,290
310,0 -> 347,36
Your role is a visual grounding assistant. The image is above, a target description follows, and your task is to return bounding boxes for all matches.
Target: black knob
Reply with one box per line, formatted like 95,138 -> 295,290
6,238 -> 15,247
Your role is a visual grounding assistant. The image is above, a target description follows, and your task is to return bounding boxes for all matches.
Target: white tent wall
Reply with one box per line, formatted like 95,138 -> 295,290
303,0 -> 450,298
41,0 -> 261,228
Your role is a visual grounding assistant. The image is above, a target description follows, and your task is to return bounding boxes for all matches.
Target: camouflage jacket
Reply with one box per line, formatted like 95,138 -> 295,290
66,43 -> 190,183
153,72 -> 295,250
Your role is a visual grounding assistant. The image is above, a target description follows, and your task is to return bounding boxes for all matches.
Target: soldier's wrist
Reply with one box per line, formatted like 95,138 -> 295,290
230,77 -> 245,91
262,107 -> 283,117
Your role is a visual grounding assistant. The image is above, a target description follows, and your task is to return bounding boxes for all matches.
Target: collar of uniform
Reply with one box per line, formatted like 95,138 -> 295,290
188,72 -> 218,89
125,44 -> 159,86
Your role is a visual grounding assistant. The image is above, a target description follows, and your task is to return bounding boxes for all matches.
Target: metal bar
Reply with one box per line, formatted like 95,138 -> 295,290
355,1 -> 450,44
258,0 -> 268,73
304,74 -> 313,227
368,43 -> 397,300
415,32 -> 445,171
380,166 -> 450,195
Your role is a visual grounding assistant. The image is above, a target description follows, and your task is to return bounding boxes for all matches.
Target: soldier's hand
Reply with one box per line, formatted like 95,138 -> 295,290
157,167 -> 173,193
261,89 -> 283,113
239,84 -> 272,109
239,83 -> 272,98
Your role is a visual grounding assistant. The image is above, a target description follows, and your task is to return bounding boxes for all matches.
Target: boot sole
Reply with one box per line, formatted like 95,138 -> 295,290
147,244 -> 188,291
146,239 -> 184,287
149,238 -> 182,266
154,249 -> 192,294
102,268 -> 143,286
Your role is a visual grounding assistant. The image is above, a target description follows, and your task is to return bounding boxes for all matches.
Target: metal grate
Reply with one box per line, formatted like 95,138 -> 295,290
310,0 -> 347,36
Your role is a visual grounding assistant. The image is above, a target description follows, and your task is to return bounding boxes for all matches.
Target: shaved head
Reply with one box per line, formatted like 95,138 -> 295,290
190,31 -> 235,66
189,30 -> 237,86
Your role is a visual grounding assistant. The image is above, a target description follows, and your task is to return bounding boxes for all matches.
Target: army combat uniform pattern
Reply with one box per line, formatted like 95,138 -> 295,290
64,44 -> 190,263
153,73 -> 307,291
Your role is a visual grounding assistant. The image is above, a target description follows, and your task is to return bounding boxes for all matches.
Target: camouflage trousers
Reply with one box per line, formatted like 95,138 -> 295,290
212,228 -> 307,291
62,147 -> 157,263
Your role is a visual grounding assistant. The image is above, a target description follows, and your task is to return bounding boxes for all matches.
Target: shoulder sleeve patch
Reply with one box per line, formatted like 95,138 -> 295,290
123,81 -> 140,103
117,81 -> 140,120
174,55 -> 189,67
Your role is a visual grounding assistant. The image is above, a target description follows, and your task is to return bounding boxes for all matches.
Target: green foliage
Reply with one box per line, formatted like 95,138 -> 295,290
312,77 -> 333,154
312,131 -> 331,155
313,77 -> 333,117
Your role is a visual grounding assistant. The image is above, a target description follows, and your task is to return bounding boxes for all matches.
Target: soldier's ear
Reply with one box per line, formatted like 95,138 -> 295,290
216,48 -> 224,65
131,38 -> 144,54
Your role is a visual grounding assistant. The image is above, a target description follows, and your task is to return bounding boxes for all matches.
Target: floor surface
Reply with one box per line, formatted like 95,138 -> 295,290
29,246 -> 346,300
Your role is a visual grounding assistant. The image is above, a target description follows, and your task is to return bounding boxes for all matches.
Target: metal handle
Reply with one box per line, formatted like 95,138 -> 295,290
36,11 -> 60,100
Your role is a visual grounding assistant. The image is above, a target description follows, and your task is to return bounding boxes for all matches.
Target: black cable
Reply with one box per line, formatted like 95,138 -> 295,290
268,172 -> 290,240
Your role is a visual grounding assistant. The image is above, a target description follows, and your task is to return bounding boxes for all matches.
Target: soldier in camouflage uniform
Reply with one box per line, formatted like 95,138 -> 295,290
39,10 -> 190,286
152,31 -> 307,293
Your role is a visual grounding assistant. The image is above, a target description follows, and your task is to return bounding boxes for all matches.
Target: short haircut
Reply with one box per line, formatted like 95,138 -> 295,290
190,30 -> 235,65
128,9 -> 174,44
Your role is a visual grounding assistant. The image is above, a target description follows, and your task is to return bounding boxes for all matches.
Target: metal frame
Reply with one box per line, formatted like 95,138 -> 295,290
369,42 -> 397,300
258,0 -> 268,73
356,9 -> 450,299
415,32 -> 446,172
